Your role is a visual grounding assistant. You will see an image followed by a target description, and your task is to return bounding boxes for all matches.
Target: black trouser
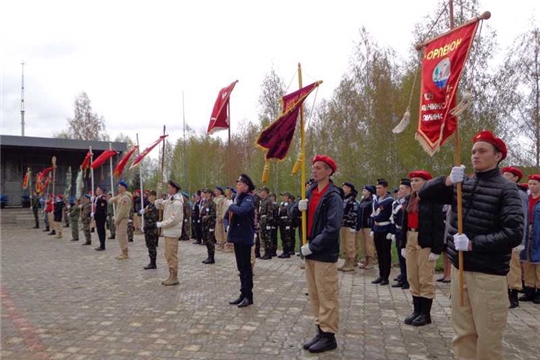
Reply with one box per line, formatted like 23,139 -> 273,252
374,231 -> 392,280
396,235 -> 407,283
145,228 -> 158,258
234,243 -> 253,300
95,216 -> 107,249
33,208 -> 39,227
255,227 -> 261,256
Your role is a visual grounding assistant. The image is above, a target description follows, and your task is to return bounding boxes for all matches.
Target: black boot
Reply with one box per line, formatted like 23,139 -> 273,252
308,330 -> 337,353
509,289 -> 519,308
519,287 -> 535,302
261,253 -> 272,260
33,225 -> 39,229
237,297 -> 253,308
48,230 -> 56,235
302,326 -> 322,350
412,298 -> 432,326
404,296 -> 421,325
371,277 -> 384,284
144,255 -> 157,270
533,289 -> 540,304
202,251 -> 215,264
43,227 -> 50,232
229,294 -> 245,305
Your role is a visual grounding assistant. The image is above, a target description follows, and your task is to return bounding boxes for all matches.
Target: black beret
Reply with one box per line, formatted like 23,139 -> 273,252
168,180 -> 181,191
237,173 -> 255,191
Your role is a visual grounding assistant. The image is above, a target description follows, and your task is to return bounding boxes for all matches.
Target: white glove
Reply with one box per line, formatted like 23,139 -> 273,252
514,245 -> 525,253
428,253 -> 440,261
454,233 -> 470,251
301,244 -> 313,256
401,249 -> 407,259
226,225 -> 229,233
370,231 -> 374,237
298,199 -> 308,212
140,227 -> 144,233
391,234 -> 396,243
90,212 -> 94,218
266,226 -> 271,230
128,219 -> 133,223
449,165 -> 466,184
386,233 -> 393,240
156,222 -> 162,228
349,228 -> 356,233
139,209 -> 145,215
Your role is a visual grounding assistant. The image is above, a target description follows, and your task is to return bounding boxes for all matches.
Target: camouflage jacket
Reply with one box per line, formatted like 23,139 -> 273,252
143,202 -> 159,230
81,203 -> 92,224
201,199 -> 217,229
69,205 -> 80,220
259,197 -> 273,227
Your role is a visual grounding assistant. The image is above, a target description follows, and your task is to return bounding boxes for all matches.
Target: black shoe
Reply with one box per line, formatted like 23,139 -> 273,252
128,239 -> 133,242
519,287 -> 535,302
108,236 -> 115,239
255,253 -> 261,258
83,242 -> 92,246
94,247 -> 105,251
70,239 -> 79,241
308,332 -> 337,353
63,224 -> 70,228
401,282 -> 410,290
394,275 -> 402,282
392,281 -> 404,288
261,253 -> 272,260
43,228 -> 50,232
278,253 -> 290,258
143,263 -> 157,270
303,326 -> 322,350
33,225 -> 39,229
229,295 -> 245,305
91,228 -> 95,233
404,296 -> 421,325
533,290 -> 540,304
380,279 -> 389,285
411,298 -> 432,326
271,252 -> 277,257
48,231 -> 56,235
371,277 -> 384,284
509,289 -> 519,309
237,298 -> 253,308
202,258 -> 215,264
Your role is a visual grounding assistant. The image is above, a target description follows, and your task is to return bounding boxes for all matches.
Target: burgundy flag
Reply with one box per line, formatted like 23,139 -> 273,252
207,80 -> 238,134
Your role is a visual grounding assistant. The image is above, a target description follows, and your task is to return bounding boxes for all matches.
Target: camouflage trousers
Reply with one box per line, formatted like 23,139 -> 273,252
71,218 -> 79,240
259,225 -> 274,253
82,222 -> 91,243
279,222 -> 295,254
144,228 -> 158,258
203,228 -> 216,253
127,219 -> 134,241
108,216 -> 116,237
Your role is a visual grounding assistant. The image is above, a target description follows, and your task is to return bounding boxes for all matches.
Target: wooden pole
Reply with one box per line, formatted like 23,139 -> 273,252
136,134 -> 145,228
52,156 -> 57,199
109,143 -> 116,217
159,126 -> 166,223
298,63 -> 307,247
28,167 -> 32,213
228,102 -> 232,186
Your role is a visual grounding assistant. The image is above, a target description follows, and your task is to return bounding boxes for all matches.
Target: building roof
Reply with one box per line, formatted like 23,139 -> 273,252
0,135 -> 127,152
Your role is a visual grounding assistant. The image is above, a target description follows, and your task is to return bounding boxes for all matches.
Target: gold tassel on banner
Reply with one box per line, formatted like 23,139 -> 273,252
262,161 -> 270,184
291,153 -> 303,175
392,108 -> 411,134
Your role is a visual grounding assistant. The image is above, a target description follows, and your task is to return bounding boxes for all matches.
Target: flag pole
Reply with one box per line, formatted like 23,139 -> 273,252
298,63 -> 307,247
228,101 -> 232,186
159,125 -> 166,223
446,0 -> 465,307
182,91 -> 188,193
109,143 -> 116,217
52,156 -> 57,199
136,133 -> 145,228
28,167 -> 32,214
90,147 -> 95,211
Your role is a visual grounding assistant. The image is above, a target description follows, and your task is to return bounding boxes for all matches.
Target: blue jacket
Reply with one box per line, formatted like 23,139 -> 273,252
226,192 -> 255,246
371,193 -> 393,233
522,194 -> 540,264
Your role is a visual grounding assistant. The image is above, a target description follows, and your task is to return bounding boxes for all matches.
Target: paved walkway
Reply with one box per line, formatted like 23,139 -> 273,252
1,224 -> 539,359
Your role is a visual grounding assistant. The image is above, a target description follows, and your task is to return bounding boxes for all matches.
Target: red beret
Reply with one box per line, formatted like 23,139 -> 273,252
312,155 -> 337,174
408,170 -> 432,181
529,174 -> 540,182
519,183 -> 529,190
472,130 -> 507,160
501,166 -> 523,180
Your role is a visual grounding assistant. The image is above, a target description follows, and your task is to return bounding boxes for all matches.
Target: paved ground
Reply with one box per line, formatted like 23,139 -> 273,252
1,223 -> 539,360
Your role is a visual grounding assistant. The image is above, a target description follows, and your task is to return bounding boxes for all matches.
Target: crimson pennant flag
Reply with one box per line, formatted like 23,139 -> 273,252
90,149 -> 117,169
22,170 -> 30,189
130,135 -> 168,169
114,146 -> 138,177
256,81 -> 321,160
80,151 -> 93,170
415,20 -> 479,155
40,166 -> 54,177
207,80 -> 238,134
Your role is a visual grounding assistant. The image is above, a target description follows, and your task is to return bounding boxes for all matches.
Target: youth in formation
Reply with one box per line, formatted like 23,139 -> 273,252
29,130 -> 539,360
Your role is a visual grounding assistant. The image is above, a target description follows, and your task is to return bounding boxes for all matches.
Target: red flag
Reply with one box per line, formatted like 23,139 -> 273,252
130,135 -> 168,169
90,149 -> 117,169
416,20 -> 479,155
22,170 -> 30,189
40,166 -> 54,178
207,80 -> 238,134
81,151 -> 93,170
256,81 -> 321,160
114,146 -> 138,177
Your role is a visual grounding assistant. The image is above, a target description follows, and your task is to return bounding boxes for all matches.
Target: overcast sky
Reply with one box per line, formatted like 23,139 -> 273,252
1,0 -> 538,150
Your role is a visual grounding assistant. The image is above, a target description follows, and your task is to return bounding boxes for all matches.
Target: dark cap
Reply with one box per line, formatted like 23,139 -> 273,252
215,186 -> 224,194
149,190 -> 157,196
260,186 -> 270,193
342,182 -> 356,192
237,173 -> 255,191
363,185 -> 376,194
202,188 -> 213,194
377,179 -> 388,187
400,178 -> 411,187
168,180 -> 181,192
280,191 -> 292,198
